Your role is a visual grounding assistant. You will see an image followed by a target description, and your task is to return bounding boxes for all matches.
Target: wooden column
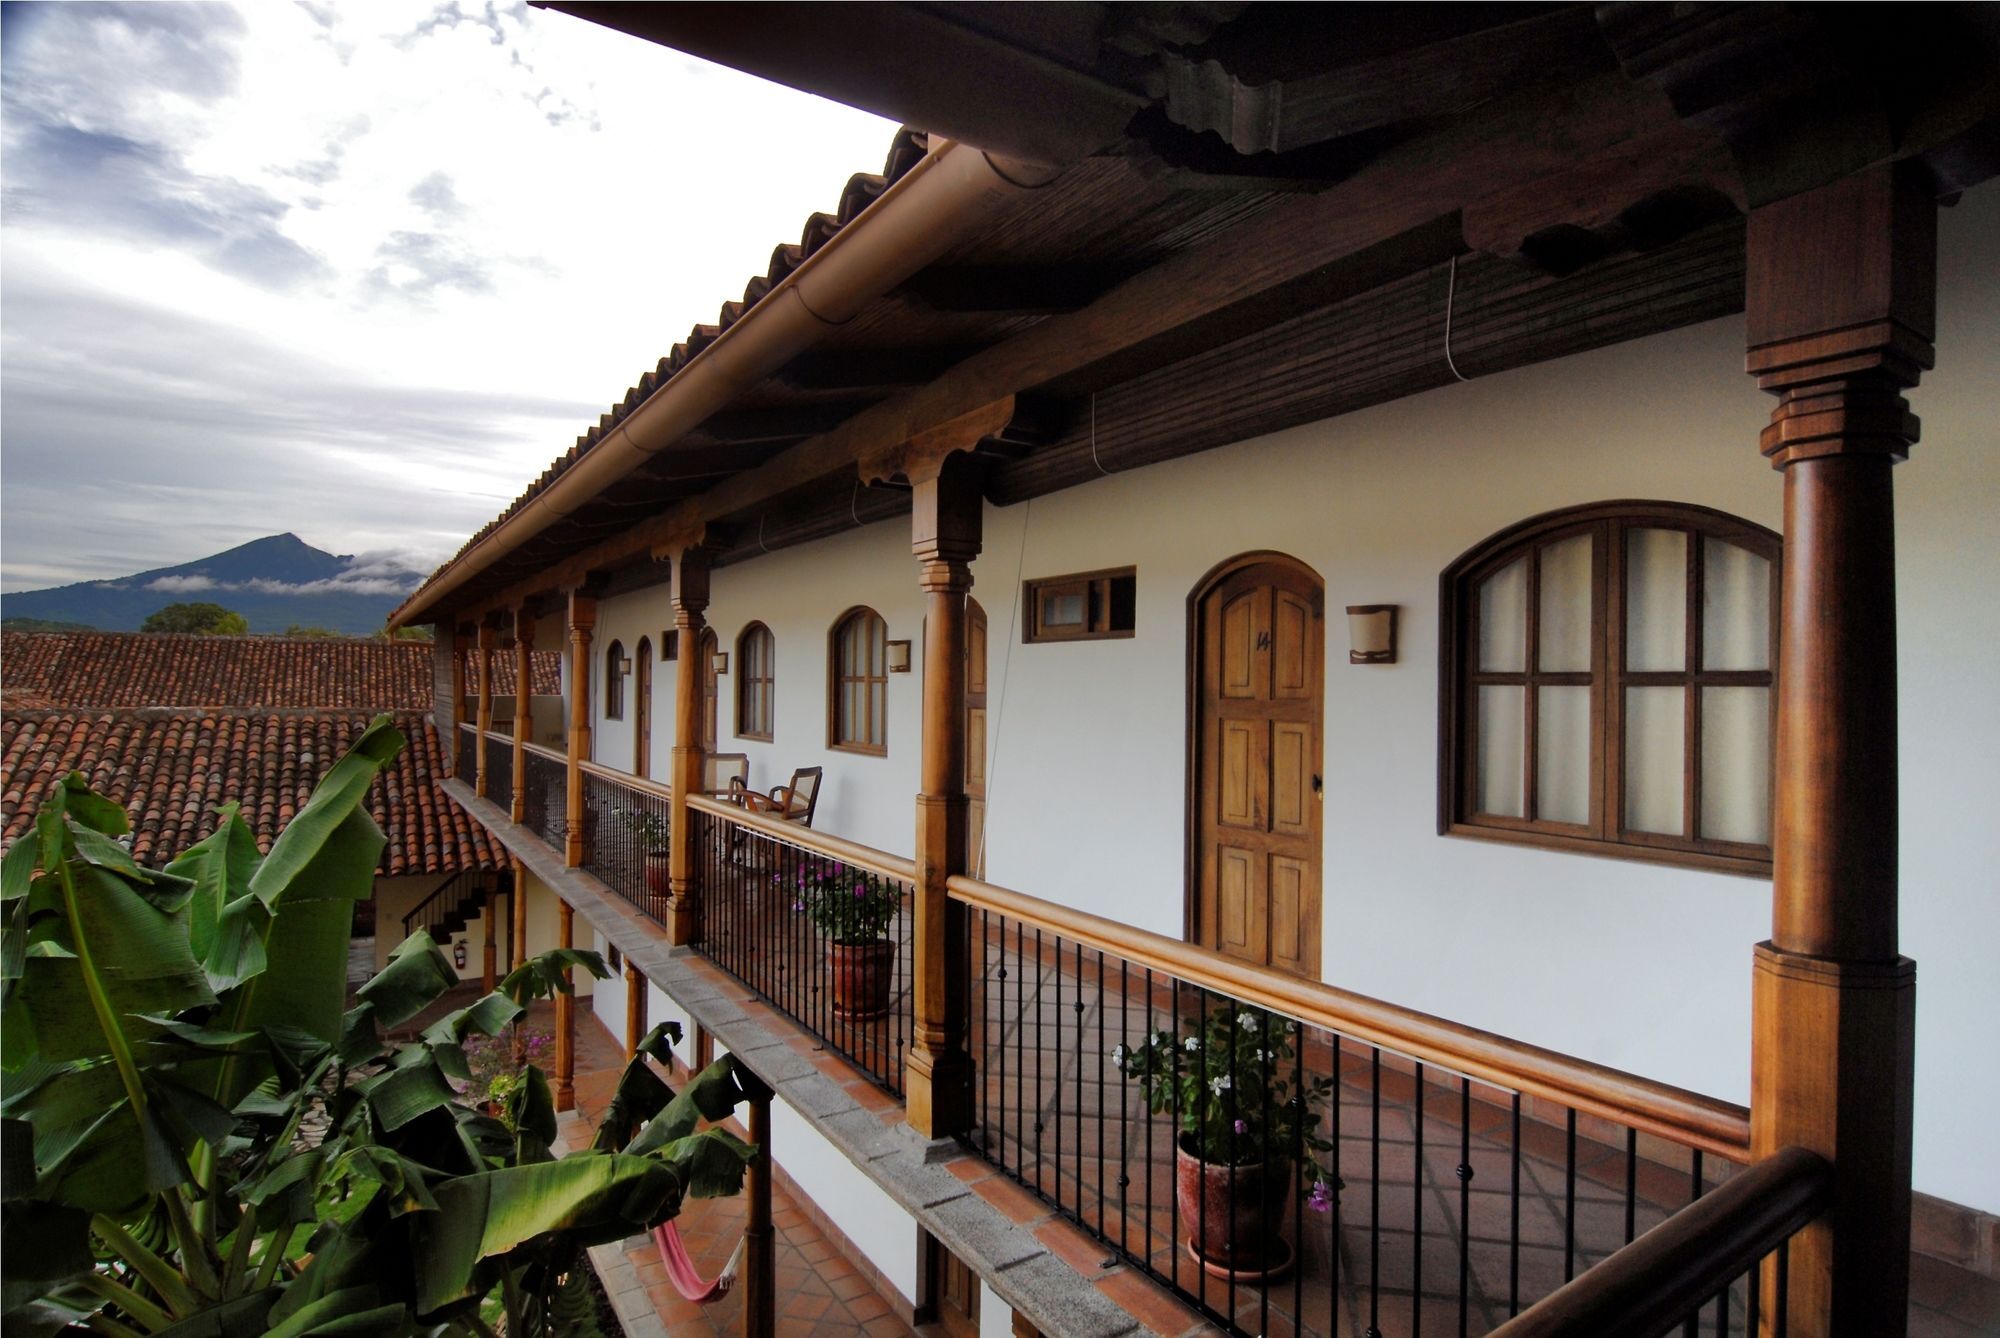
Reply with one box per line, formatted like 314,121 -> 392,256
512,860 -> 530,969
474,621 -> 496,798
623,962 -> 646,1060
512,607 -> 535,823
564,588 -> 597,867
554,900 -> 576,1113
1746,163 -> 1932,1338
897,412 -> 1005,1138
451,630 -> 472,746
481,881 -> 497,992
666,548 -> 711,946
739,1061 -> 776,1338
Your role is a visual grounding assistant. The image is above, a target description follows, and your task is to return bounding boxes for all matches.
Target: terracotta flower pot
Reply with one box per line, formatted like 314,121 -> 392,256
828,939 -> 894,1019
1173,1135 -> 1293,1282
645,852 -> 670,896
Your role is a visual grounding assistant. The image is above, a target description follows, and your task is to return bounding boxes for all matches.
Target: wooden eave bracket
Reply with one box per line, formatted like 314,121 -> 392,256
857,396 -> 1016,487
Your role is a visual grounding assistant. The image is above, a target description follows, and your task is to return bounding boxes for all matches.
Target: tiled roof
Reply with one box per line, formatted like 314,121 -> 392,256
1,631 -> 559,710
417,127 -> 930,585
1,711 -> 505,875
461,646 -> 564,698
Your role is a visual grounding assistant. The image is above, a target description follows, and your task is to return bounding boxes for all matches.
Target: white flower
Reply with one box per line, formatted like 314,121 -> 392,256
1210,1075 -> 1232,1094
1111,1045 -> 1128,1065
1238,1011 -> 1260,1029
1184,1036 -> 1200,1052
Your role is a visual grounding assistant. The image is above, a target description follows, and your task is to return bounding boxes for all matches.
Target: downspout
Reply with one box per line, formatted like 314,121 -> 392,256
392,139 -> 1059,628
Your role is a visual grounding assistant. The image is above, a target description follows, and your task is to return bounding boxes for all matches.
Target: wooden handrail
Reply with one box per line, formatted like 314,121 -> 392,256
519,739 -> 566,764
947,873 -> 1752,1159
578,758 -> 673,803
686,793 -> 917,883
1488,1146 -> 1830,1337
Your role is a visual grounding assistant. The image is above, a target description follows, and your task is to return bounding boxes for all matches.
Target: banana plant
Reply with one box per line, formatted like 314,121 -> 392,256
1,717 -> 759,1336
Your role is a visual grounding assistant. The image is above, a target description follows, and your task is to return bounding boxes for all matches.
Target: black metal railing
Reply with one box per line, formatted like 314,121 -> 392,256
688,799 -> 914,1096
401,867 -> 495,946
521,743 -> 567,853
456,723 -> 477,784
951,881 -> 1753,1338
484,731 -> 514,814
580,763 -> 671,922
1490,1146 -> 1828,1338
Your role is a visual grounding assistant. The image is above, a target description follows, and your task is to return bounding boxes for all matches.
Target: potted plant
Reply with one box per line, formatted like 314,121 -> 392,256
617,806 -> 672,894
1113,1000 -> 1336,1282
791,859 -> 901,1018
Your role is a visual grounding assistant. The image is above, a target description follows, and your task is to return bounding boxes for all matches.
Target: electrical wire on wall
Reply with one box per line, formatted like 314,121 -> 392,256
1443,254 -> 1473,383
972,495 -> 1032,878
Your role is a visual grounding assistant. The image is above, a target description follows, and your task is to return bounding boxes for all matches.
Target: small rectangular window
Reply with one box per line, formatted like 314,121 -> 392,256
1024,567 -> 1136,643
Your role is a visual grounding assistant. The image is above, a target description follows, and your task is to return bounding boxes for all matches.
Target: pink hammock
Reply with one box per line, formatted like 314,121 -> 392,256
653,1220 -> 746,1304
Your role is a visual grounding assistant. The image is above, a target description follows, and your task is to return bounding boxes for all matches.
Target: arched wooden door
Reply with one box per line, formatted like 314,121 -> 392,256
634,638 -> 653,779
697,629 -> 719,753
1191,555 -> 1324,978
966,598 -> 988,877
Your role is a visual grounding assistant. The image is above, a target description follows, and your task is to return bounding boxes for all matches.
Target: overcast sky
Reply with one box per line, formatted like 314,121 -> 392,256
0,1 -> 898,592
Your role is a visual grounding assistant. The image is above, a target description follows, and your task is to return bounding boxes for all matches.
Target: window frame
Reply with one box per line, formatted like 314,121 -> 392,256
1438,500 -> 1781,876
827,607 -> 889,756
736,621 -> 776,742
1023,565 -> 1137,643
602,639 -> 625,722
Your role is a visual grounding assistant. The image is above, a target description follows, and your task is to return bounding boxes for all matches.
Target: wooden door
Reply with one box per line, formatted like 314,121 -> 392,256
1193,557 -> 1323,978
634,638 -> 653,779
966,599 -> 988,877
698,629 -> 718,753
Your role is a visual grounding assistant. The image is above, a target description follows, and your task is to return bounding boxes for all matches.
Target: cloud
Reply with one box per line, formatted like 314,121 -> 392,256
365,229 -> 490,299
147,575 -> 219,592
408,171 -> 462,219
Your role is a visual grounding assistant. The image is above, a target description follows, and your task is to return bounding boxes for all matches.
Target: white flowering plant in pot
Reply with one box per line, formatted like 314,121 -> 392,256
1113,998 -> 1339,1271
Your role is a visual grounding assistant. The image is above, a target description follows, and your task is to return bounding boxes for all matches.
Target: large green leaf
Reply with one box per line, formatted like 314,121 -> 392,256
497,947 -> 610,1006
649,1128 -> 758,1200
0,1199 -> 93,1319
164,805 -> 265,989
17,858 -> 214,1064
150,1290 -> 279,1338
358,1057 -> 460,1133
411,1153 -> 679,1314
354,932 -> 456,1030
625,1058 -> 750,1157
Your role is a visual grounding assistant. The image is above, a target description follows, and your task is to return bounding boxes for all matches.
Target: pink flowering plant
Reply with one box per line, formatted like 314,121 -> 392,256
787,858 -> 901,945
1112,998 -> 1338,1205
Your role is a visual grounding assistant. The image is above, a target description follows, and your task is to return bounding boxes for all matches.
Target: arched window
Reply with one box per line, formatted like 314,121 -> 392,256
737,622 -> 775,740
603,639 -> 625,721
1440,501 -> 1779,874
828,607 -> 888,754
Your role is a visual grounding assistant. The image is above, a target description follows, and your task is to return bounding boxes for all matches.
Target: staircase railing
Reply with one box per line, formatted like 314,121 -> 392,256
401,867 -> 493,945
1489,1146 -> 1830,1337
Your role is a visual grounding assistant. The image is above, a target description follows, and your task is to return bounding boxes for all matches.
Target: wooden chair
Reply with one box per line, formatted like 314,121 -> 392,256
701,752 -> 749,799
768,767 -> 822,827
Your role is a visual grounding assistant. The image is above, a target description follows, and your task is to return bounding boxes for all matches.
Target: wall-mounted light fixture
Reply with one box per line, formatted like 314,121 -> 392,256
1346,604 -> 1399,664
886,640 -> 913,673
615,653 -> 632,675
711,651 -> 730,674
452,940 -> 468,970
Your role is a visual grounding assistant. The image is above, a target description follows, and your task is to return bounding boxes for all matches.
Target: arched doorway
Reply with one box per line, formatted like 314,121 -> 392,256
1188,553 -> 1324,979
633,638 -> 653,779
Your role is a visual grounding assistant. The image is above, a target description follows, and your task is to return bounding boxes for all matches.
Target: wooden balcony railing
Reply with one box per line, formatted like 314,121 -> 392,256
484,730 -> 514,815
455,721 -> 477,785
577,760 -> 673,923
687,794 -> 916,1096
1489,1145 -> 1829,1338
519,741 -> 567,854
946,871 -> 1753,1338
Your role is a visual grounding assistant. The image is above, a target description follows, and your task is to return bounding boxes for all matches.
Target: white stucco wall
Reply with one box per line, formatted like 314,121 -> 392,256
577,186 -> 1999,1212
